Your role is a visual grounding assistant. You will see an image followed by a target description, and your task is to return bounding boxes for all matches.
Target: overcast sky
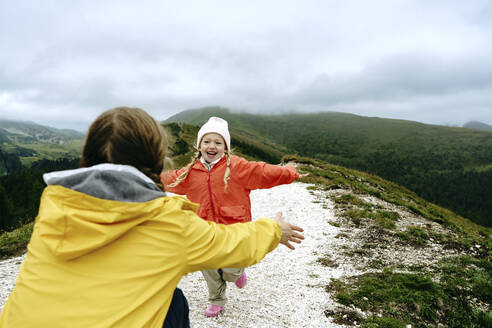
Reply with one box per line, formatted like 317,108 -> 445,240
1,0 -> 492,132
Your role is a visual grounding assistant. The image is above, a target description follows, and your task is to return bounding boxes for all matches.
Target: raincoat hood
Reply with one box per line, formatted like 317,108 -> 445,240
39,164 -> 169,260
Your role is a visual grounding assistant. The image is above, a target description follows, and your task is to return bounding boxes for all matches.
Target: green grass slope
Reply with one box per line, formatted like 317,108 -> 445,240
289,155 -> 490,328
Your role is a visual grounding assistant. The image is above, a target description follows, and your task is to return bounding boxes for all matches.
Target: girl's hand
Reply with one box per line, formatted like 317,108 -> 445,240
298,173 -> 310,178
273,212 -> 304,250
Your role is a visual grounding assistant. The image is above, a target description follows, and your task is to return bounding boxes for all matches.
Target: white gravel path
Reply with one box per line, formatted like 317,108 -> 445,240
0,255 -> 25,312
0,182 -> 348,327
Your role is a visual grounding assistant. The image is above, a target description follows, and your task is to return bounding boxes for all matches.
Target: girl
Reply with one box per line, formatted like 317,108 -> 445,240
161,116 -> 307,317
0,107 -> 304,328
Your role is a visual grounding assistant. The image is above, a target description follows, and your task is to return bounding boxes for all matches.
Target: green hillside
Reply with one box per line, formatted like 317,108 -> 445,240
166,107 -> 492,227
0,120 -> 85,230
0,120 -> 84,145
0,120 -> 84,173
2,152 -> 490,327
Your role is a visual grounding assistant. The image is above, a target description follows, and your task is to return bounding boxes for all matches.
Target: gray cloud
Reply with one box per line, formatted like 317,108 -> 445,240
1,0 -> 491,131
297,53 -> 492,103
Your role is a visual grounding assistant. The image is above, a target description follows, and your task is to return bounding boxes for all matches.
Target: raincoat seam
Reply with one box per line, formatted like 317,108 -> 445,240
183,212 -> 191,273
56,189 -> 67,256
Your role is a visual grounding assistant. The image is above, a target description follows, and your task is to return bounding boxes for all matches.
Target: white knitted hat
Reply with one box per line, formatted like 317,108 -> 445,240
196,117 -> 231,150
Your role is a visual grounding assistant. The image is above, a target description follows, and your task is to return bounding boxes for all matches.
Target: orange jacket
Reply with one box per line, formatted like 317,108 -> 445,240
161,155 -> 299,225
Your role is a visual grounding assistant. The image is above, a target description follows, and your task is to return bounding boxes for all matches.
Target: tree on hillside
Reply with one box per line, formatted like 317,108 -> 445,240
171,138 -> 190,156
0,185 -> 15,231
0,158 -> 80,232
0,150 -> 22,175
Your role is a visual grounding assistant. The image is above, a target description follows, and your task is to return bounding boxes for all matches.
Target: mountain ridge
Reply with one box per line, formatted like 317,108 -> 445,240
464,120 -> 492,131
0,119 -> 84,143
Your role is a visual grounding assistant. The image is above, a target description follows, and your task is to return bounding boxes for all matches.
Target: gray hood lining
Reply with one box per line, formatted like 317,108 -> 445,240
43,164 -> 165,202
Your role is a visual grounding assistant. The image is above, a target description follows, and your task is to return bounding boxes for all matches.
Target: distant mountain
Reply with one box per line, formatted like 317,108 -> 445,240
167,107 -> 492,227
463,120 -> 492,131
0,120 -> 84,144
166,107 -> 492,171
0,119 -> 84,174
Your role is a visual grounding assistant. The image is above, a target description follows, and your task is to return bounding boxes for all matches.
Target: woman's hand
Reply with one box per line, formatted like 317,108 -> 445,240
273,212 -> 304,250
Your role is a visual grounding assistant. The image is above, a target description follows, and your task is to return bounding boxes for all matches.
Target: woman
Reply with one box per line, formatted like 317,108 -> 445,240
0,107 -> 304,328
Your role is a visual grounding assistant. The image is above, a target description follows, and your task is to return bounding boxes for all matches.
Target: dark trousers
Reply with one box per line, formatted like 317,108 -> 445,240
163,288 -> 190,328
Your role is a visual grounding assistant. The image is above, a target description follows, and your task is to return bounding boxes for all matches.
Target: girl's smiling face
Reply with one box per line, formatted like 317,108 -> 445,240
199,133 -> 226,163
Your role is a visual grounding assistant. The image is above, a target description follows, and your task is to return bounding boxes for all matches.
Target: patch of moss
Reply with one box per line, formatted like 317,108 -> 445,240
0,222 -> 33,260
438,256 -> 492,305
361,316 -> 407,328
318,256 -> 338,268
395,226 -> 429,246
330,267 -> 490,327
371,210 -> 400,230
333,193 -> 367,206
324,308 -> 363,326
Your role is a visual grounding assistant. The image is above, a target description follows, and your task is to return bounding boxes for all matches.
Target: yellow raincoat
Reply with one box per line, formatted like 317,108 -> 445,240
0,164 -> 281,327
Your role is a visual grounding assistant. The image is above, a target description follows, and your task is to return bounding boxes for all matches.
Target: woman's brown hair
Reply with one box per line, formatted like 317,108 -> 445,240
80,107 -> 167,188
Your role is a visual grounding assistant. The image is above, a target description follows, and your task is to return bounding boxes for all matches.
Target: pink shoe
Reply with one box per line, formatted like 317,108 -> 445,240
235,272 -> 247,289
204,304 -> 224,317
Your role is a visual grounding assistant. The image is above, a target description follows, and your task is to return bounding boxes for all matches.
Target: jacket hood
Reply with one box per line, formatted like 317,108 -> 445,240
37,164 -> 170,260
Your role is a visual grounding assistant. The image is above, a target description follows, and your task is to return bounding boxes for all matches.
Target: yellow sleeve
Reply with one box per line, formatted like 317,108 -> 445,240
183,214 -> 281,273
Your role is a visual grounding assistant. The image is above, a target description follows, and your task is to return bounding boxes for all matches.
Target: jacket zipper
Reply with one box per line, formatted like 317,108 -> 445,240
207,171 -> 217,221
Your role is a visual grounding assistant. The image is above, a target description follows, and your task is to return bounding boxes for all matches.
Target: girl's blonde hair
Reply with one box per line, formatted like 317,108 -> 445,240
80,106 -> 168,189
167,140 -> 231,190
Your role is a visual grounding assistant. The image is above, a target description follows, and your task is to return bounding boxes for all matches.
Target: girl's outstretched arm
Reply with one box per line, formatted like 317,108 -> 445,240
233,156 -> 301,190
